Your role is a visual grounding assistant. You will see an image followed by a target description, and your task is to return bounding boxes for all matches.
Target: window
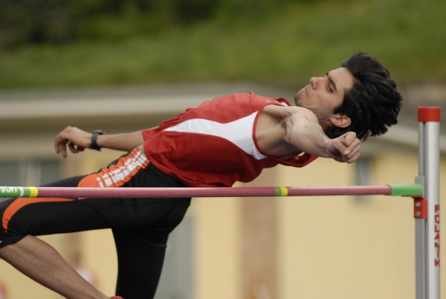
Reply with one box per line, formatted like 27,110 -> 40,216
354,157 -> 374,202
0,160 -> 60,203
0,160 -> 61,187
155,217 -> 195,299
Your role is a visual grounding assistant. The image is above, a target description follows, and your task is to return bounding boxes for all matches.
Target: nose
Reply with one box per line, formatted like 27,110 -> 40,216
310,77 -> 319,89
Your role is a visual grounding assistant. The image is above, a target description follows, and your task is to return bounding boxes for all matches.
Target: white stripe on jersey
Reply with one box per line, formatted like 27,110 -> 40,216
164,112 -> 266,160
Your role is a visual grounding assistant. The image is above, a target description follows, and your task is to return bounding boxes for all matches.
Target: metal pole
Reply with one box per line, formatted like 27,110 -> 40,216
416,120 -> 427,299
417,106 -> 441,299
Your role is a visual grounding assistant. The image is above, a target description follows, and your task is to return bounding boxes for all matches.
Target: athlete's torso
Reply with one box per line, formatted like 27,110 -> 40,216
142,92 -> 317,187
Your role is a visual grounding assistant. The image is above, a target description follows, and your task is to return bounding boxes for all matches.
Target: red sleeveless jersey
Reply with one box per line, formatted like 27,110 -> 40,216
142,92 -> 317,187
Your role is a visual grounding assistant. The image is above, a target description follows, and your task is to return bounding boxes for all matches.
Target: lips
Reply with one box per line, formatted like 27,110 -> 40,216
295,85 -> 309,105
303,85 -> 309,99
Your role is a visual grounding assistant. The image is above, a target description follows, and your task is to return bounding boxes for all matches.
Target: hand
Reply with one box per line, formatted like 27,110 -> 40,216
328,132 -> 360,163
54,126 -> 92,158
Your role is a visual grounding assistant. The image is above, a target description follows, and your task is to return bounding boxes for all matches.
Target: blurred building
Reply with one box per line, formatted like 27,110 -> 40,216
0,83 -> 444,299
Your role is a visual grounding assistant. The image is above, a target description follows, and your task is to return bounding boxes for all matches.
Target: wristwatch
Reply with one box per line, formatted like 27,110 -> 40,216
91,130 -> 104,151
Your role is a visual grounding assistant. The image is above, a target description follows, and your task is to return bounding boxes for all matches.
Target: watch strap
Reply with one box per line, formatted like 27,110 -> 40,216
91,130 -> 104,151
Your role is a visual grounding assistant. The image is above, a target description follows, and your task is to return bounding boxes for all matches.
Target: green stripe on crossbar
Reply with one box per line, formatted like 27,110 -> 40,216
0,187 -> 38,198
388,184 -> 423,196
274,186 -> 289,196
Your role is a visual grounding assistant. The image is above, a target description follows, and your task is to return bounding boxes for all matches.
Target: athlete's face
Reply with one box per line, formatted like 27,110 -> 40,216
294,67 -> 355,128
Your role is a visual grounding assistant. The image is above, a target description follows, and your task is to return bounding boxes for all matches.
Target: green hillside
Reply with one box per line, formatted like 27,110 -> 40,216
1,0 -> 444,89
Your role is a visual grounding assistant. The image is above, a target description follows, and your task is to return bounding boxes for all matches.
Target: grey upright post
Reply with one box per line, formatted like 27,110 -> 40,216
416,106 -> 440,299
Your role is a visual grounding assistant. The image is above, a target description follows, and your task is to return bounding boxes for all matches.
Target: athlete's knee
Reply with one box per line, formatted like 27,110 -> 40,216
0,229 -> 28,255
0,204 -> 28,252
0,241 -> 14,259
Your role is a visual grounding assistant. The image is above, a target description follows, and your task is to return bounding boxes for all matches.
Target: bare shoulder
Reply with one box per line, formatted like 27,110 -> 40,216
261,104 -> 318,123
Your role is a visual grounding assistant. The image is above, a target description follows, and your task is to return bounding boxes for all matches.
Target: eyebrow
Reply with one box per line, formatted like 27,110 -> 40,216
326,72 -> 338,93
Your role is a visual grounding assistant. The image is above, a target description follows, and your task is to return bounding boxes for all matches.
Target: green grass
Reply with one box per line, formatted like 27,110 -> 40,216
1,0 -> 445,89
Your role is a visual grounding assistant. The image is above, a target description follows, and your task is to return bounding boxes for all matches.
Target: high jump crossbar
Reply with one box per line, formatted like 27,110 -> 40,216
0,107 -> 440,299
0,184 -> 423,199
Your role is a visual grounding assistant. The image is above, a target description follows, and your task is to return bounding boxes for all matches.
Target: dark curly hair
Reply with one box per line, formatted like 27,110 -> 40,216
324,52 -> 402,141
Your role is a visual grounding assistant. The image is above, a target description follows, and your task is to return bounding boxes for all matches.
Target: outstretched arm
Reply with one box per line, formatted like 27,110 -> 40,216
54,126 -> 144,158
284,111 -> 360,163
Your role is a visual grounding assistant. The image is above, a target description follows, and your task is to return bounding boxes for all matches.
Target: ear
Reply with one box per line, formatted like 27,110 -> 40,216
330,114 -> 351,128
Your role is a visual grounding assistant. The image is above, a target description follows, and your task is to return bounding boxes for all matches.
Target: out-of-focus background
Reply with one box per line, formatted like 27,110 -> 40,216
0,0 -> 445,298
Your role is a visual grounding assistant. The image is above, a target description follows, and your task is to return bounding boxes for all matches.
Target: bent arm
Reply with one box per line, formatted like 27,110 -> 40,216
282,109 -> 360,163
284,113 -> 333,157
54,126 -> 144,158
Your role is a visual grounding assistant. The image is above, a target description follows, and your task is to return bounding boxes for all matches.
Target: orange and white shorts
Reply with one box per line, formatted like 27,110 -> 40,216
0,148 -> 191,248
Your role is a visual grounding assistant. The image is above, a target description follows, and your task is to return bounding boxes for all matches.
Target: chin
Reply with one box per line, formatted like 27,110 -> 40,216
294,89 -> 306,106
294,94 -> 301,106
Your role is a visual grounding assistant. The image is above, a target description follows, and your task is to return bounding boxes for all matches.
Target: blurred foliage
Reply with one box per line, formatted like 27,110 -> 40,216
0,0 -> 445,88
0,0 -> 315,47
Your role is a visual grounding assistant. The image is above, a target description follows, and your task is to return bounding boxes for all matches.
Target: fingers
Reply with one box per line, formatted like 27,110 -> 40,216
54,126 -> 88,158
56,138 -> 70,158
54,127 -> 70,158
333,132 -> 360,163
342,144 -> 360,163
340,132 -> 357,149
54,136 -> 68,158
68,141 -> 79,154
332,146 -> 360,163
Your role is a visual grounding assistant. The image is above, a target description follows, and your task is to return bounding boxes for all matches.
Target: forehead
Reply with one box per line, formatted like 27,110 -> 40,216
329,67 -> 354,90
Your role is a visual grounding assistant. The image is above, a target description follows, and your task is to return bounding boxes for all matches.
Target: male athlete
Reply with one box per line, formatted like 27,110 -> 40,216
0,52 -> 402,299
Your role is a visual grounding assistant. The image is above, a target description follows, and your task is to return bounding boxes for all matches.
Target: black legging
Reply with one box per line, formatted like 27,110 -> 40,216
0,152 -> 191,299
